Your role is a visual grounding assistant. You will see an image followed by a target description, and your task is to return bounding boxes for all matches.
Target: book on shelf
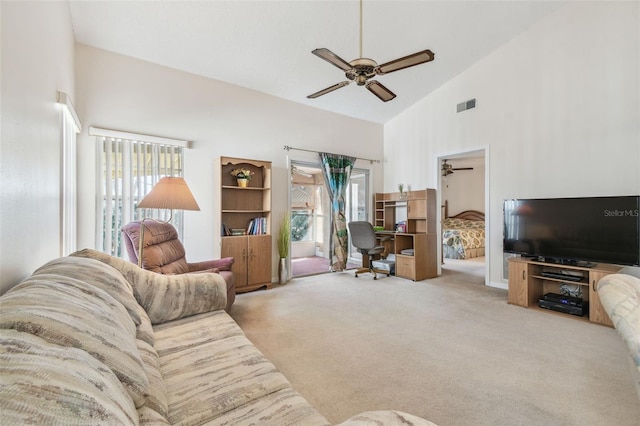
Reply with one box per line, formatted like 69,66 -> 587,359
246,217 -> 267,235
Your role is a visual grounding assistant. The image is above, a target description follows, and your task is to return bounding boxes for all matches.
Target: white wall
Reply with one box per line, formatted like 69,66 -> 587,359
384,2 -> 640,285
442,157 -> 485,214
0,1 -> 76,294
75,45 -> 383,279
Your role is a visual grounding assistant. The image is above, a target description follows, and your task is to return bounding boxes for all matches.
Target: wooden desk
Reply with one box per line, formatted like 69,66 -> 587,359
375,231 -> 437,281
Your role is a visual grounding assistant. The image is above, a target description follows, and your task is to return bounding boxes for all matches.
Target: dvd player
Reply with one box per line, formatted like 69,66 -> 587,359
538,293 -> 588,316
540,271 -> 583,282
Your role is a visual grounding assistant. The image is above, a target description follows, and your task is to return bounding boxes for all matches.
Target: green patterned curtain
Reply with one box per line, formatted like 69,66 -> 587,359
319,153 -> 356,271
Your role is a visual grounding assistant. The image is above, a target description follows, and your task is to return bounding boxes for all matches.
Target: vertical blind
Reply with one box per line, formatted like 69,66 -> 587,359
91,128 -> 188,258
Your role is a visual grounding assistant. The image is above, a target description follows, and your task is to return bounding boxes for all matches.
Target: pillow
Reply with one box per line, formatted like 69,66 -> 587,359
0,277 -> 149,408
31,256 -> 143,325
0,329 -> 138,425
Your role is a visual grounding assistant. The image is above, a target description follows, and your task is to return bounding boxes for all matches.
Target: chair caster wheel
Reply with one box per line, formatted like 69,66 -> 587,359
374,277 -> 377,280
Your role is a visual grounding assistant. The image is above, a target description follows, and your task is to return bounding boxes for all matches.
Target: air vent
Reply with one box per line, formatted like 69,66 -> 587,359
457,98 -> 476,113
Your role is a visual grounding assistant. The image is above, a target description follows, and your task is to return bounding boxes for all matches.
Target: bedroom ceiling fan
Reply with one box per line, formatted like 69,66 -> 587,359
307,0 -> 435,102
442,160 -> 474,177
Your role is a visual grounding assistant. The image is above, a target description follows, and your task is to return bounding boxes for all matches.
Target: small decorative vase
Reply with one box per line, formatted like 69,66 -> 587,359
278,258 -> 288,284
237,178 -> 249,188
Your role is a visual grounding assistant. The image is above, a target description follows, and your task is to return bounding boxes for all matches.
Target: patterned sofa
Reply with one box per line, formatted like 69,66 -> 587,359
0,249 -> 435,425
596,273 -> 640,402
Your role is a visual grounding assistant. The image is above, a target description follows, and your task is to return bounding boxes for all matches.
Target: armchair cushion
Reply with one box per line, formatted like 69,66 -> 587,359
121,220 -> 189,274
188,257 -> 234,273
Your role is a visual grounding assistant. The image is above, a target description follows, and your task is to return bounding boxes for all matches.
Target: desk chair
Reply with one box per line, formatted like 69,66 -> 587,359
348,221 -> 391,280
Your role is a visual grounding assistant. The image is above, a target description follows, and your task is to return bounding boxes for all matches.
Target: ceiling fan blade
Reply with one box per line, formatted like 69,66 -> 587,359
452,167 -> 474,171
376,49 -> 435,75
366,80 -> 396,102
307,81 -> 350,99
312,48 -> 353,72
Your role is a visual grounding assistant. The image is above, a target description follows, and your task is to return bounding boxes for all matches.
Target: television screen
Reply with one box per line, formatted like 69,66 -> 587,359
503,196 -> 640,267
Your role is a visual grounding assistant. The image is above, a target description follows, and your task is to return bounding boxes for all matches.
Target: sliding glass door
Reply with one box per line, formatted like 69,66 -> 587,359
290,161 -> 369,277
345,170 -> 369,265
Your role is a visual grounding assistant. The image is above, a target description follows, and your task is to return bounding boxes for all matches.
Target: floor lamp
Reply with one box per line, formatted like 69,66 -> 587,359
136,177 -> 200,268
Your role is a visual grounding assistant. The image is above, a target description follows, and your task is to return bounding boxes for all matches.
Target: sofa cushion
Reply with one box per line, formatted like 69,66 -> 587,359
0,329 -> 139,425
0,269 -> 149,408
211,387 -> 329,426
137,339 -> 169,419
152,310 -> 326,425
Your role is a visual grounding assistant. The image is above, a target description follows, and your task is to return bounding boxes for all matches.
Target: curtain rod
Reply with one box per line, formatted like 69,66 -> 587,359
283,145 -> 380,164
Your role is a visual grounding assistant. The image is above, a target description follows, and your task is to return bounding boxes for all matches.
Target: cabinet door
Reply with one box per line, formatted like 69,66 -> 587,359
396,255 -> 415,280
589,271 -> 614,327
408,199 -> 426,219
222,236 -> 248,288
248,235 -> 272,286
508,260 -> 528,307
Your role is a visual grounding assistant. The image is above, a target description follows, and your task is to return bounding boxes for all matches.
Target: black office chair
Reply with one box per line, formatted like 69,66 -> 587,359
348,221 -> 391,280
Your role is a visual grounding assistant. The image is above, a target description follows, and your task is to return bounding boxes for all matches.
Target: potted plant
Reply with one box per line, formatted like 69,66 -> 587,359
277,214 -> 290,284
230,168 -> 254,187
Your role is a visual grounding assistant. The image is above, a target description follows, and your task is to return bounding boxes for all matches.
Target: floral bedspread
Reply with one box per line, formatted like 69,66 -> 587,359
442,218 -> 485,259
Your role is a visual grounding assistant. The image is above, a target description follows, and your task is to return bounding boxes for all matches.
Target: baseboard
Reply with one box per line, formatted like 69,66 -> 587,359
488,280 -> 508,290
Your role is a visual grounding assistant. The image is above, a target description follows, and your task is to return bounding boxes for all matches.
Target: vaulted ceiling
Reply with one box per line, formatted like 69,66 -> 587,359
68,1 -> 565,124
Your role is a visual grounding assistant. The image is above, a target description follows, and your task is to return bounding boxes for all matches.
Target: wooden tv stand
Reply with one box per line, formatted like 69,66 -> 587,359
507,257 -> 623,327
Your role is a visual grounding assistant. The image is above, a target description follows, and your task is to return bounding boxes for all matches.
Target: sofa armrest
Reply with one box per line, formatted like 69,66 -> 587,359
336,410 -> 437,425
596,273 -> 640,402
71,249 -> 227,324
188,257 -> 234,272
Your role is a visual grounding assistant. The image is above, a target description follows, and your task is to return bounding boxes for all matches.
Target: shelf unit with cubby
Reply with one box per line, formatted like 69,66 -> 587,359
507,257 -> 622,326
220,157 -> 272,292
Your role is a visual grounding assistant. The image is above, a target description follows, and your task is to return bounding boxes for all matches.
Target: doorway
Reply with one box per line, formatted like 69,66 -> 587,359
436,148 -> 489,286
289,160 -> 367,277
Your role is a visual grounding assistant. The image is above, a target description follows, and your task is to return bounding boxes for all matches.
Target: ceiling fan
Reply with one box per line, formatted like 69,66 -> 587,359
442,160 -> 473,177
307,0 -> 435,102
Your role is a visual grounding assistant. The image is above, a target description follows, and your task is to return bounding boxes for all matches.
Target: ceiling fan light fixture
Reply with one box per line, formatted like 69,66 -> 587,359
307,0 -> 434,102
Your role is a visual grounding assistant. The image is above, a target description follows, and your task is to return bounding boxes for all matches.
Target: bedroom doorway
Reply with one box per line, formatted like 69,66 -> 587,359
436,148 -> 489,286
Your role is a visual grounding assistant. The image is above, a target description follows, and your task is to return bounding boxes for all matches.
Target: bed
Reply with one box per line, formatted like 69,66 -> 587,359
442,200 -> 485,259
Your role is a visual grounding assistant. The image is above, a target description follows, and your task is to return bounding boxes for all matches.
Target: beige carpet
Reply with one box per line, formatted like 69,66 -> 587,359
229,261 -> 640,425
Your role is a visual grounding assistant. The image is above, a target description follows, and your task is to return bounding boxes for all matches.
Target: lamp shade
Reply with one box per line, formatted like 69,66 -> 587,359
137,177 -> 200,211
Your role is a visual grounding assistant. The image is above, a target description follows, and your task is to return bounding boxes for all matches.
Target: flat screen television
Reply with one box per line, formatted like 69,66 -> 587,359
503,196 -> 640,267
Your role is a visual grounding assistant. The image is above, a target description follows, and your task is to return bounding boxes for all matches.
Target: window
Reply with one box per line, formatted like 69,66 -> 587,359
90,127 -> 189,258
57,91 -> 81,256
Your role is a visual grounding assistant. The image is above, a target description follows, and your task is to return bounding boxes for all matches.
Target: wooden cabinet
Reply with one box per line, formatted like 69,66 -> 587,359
588,270 -> 614,327
394,233 -> 437,281
374,189 -> 438,281
507,257 -> 622,326
221,234 -> 272,292
220,157 -> 272,292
